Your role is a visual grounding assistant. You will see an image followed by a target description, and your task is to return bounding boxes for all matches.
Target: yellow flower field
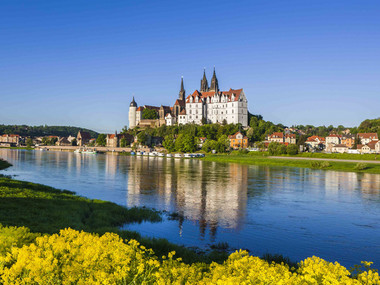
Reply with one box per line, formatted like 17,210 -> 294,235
0,228 -> 378,284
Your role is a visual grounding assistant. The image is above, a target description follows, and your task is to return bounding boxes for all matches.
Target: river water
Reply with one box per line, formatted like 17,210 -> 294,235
1,149 -> 379,268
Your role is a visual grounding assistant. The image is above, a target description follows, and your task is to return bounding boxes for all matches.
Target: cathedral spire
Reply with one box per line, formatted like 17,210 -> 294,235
209,66 -> 219,92
200,68 -> 209,92
179,76 -> 185,101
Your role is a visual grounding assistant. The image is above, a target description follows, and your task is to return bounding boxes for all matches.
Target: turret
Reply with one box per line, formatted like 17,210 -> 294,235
179,76 -> 185,101
209,67 -> 219,92
129,97 -> 137,129
200,68 -> 209,92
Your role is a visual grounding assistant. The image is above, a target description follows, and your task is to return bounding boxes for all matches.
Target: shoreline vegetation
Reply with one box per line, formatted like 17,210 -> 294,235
201,152 -> 380,174
0,159 -> 379,283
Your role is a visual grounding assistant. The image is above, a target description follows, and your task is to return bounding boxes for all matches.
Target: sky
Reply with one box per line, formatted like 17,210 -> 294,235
0,0 -> 379,133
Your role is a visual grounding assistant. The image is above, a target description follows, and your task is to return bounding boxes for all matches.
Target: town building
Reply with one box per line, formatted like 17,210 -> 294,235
0,134 -> 20,147
305,136 -> 326,151
325,134 -> 342,151
341,135 -> 355,149
77,131 -> 91,146
56,137 -> 72,146
266,132 -> 297,145
331,144 -> 348,153
106,132 -> 134,148
128,69 -> 248,128
357,133 -> 378,145
228,132 -> 248,149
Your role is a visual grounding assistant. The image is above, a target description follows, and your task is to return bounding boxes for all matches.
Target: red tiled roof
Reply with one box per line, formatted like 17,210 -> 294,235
306,136 -> 325,142
332,144 -> 348,148
366,141 -> 378,149
174,99 -> 185,107
285,134 -> 296,138
358,133 -> 378,140
137,107 -> 143,111
270,132 -> 284,138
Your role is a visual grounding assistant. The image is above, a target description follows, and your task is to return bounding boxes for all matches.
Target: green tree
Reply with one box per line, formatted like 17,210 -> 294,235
137,132 -> 147,146
96,134 -> 106,147
142,109 -> 158,119
286,144 -> 299,155
163,135 -> 175,152
25,138 -> 33,147
120,138 -> 128,147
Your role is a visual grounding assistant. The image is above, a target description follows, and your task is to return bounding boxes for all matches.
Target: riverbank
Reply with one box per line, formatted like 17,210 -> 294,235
201,153 -> 380,174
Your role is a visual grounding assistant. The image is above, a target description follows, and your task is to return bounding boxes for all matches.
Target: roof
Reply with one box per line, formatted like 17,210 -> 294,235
358,133 -> 378,140
174,99 -> 185,107
327,134 -> 341,138
78,131 -> 91,140
2,134 -> 20,137
179,109 -> 186,115
285,134 -> 296,138
269,132 -> 284,138
306,136 -> 326,142
185,88 -> 243,103
137,107 -> 143,111
366,141 -> 378,149
228,132 -> 248,140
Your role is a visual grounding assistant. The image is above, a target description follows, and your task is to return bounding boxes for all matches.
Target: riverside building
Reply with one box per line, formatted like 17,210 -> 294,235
128,69 -> 248,128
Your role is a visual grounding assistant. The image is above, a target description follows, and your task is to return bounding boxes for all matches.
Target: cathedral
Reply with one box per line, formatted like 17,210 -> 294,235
128,69 -> 248,128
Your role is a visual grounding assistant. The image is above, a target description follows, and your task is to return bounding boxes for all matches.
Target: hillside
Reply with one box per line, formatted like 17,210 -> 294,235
0,125 -> 99,138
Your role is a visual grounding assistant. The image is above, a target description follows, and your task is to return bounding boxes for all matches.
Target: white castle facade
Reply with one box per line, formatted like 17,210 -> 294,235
129,69 -> 248,128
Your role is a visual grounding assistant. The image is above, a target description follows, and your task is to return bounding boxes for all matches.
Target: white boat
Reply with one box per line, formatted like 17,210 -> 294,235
184,153 -> 192,158
166,153 -> 173,158
143,152 -> 149,156
149,152 -> 157,157
157,152 -> 165,157
136,151 -> 142,156
174,153 -> 182,158
75,147 -> 97,154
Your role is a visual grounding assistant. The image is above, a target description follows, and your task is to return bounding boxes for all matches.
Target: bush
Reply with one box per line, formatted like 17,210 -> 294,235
286,144 -> 299,155
311,161 -> 331,169
0,228 -> 378,284
354,163 -> 368,170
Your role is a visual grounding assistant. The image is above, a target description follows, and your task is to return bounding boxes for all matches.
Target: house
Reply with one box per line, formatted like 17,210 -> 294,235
285,134 -> 296,144
198,137 -> 207,148
331,144 -> 348,153
358,141 -> 378,154
56,137 -> 71,146
357,133 -> 378,145
325,134 -> 341,151
106,133 -> 134,148
228,132 -> 248,149
165,113 -> 175,126
0,134 -> 20,147
267,132 -> 284,143
305,136 -> 326,151
178,109 -> 187,125
341,135 -> 355,149
77,131 -> 91,146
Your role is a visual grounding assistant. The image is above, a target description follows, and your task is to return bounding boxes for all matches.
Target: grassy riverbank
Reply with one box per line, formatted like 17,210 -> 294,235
201,153 -> 380,174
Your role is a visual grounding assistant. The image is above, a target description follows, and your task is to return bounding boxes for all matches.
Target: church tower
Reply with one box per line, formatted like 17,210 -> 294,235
200,69 -> 209,92
128,97 -> 137,129
179,76 -> 185,101
209,67 -> 219,92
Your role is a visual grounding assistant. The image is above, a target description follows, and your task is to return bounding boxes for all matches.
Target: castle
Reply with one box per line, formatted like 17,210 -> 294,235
128,69 -> 248,128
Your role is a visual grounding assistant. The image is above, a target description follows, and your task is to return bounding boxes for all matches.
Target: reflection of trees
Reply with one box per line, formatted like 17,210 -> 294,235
127,157 -> 249,239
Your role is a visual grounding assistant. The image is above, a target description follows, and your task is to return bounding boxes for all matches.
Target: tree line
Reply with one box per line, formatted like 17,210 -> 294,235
0,125 -> 98,138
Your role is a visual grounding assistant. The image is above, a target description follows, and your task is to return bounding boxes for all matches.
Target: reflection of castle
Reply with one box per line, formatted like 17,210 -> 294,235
126,158 -> 248,238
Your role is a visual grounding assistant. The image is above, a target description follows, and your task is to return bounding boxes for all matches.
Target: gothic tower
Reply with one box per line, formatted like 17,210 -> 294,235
179,76 -> 185,101
128,97 -> 137,129
209,67 -> 219,92
200,69 -> 209,92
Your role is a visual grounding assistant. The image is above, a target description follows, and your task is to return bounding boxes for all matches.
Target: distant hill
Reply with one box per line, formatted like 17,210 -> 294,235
0,125 -> 99,138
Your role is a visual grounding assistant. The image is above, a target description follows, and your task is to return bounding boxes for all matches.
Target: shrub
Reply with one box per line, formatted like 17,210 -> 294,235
310,161 -> 331,169
286,144 -> 299,155
354,163 -> 368,170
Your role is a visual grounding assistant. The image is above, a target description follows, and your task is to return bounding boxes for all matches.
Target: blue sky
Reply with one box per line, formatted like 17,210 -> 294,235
1,1 -> 379,133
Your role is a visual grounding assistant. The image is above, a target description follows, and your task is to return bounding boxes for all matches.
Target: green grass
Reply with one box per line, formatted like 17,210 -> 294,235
287,152 -> 380,161
0,146 -> 33,150
201,154 -> 380,174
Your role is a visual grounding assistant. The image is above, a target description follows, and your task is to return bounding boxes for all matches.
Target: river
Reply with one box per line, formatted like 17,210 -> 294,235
1,149 -> 379,268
